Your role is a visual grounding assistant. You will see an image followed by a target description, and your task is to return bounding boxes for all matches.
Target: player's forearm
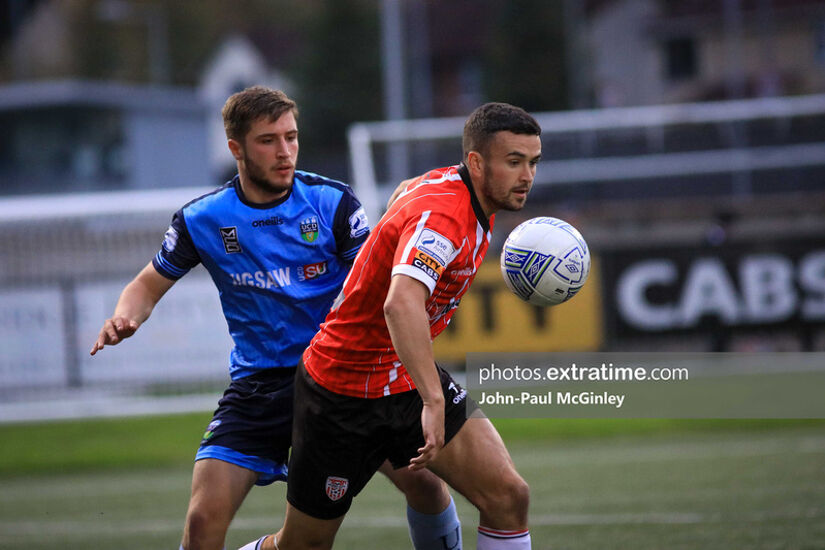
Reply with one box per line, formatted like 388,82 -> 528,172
112,280 -> 158,325
384,286 -> 443,404
112,263 -> 174,326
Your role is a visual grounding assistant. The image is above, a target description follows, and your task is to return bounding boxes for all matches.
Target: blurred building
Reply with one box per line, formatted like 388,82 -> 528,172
0,12 -> 296,194
587,0 -> 825,107
0,80 -> 209,195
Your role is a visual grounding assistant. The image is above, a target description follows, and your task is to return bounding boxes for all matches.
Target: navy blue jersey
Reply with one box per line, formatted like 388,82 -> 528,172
152,171 -> 369,379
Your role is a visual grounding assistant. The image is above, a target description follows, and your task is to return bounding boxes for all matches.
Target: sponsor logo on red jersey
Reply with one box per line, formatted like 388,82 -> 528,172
412,250 -> 444,281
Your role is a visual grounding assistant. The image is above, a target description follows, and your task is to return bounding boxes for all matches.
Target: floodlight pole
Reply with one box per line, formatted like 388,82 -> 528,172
380,0 -> 411,192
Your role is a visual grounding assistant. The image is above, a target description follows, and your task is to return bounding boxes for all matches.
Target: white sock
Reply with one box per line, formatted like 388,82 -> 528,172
477,526 -> 531,549
237,536 -> 267,550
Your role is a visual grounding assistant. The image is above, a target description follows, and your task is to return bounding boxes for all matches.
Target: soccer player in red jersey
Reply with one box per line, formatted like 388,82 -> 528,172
241,102 -> 541,550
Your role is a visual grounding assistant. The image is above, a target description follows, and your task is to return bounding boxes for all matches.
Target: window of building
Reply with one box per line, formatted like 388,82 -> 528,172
665,37 -> 697,81
815,19 -> 825,65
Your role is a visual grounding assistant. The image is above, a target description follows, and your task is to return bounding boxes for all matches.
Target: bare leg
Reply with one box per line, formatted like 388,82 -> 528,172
257,503 -> 344,550
379,460 -> 451,513
427,417 -> 529,530
181,458 -> 259,550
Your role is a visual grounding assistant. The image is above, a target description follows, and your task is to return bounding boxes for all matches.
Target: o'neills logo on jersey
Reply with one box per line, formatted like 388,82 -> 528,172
300,216 -> 319,243
220,227 -> 242,254
325,476 -> 349,501
251,216 -> 284,228
412,250 -> 445,282
297,261 -> 328,281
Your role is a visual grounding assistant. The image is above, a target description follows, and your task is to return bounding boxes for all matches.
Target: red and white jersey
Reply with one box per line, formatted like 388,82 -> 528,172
304,164 -> 494,398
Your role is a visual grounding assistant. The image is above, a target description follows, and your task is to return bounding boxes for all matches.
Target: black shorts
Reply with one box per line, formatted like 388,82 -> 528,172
286,362 -> 478,519
195,367 -> 296,486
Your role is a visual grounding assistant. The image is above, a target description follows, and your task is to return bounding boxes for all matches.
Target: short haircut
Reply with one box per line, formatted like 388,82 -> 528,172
222,86 -> 298,142
462,102 -> 541,159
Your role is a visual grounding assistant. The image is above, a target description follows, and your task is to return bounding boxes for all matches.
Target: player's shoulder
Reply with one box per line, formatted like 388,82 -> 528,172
405,165 -> 465,196
180,179 -> 237,214
401,165 -> 468,213
417,165 -> 463,185
294,170 -> 351,194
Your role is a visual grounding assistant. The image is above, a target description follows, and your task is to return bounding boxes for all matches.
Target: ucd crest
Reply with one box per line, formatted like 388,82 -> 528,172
325,476 -> 349,501
300,216 -> 319,243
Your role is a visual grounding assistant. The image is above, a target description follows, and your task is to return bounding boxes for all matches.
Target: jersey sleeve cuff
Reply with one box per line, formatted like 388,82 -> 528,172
339,245 -> 361,262
391,264 -> 437,295
152,252 -> 189,280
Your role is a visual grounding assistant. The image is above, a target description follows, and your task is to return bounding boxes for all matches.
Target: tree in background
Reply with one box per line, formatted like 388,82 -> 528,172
0,0 -> 569,179
290,0 -> 382,160
484,0 -> 569,112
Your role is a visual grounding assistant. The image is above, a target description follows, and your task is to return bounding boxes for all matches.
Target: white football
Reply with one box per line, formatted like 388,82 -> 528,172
500,217 -> 591,306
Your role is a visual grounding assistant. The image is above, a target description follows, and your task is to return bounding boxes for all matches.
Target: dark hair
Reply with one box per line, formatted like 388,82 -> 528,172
222,86 -> 298,142
462,102 -> 541,159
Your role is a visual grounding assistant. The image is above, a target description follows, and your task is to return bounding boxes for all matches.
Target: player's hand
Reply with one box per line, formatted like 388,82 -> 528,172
409,399 -> 445,470
90,317 -> 139,355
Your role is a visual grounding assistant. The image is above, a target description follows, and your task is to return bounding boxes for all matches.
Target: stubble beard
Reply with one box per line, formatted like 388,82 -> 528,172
483,165 -> 526,213
245,154 -> 292,197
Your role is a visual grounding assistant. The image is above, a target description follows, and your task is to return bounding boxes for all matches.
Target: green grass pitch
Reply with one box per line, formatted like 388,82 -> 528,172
1,415 -> 824,549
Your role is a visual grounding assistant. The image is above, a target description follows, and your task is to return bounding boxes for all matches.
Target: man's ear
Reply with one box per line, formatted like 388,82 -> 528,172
227,139 -> 244,161
466,150 -> 483,177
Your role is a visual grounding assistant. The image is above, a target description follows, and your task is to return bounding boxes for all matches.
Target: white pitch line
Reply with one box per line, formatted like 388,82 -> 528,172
511,435 -> 825,468
4,508 -> 825,539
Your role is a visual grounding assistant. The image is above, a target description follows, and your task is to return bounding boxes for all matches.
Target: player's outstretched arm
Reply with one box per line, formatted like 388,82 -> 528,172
90,262 -> 176,355
383,274 -> 445,470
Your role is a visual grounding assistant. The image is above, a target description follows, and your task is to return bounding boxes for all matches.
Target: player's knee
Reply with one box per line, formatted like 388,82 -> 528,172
478,473 -> 530,523
183,505 -> 230,549
508,476 -> 530,519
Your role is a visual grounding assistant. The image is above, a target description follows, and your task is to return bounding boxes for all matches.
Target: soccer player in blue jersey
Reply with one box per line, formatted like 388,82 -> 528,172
90,87 -> 462,550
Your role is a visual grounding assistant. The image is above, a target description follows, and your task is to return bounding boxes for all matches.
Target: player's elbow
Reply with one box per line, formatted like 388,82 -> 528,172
383,292 -> 406,324
383,289 -> 422,329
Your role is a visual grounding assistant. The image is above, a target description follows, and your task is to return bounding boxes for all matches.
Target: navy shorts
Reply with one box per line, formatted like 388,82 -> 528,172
286,362 -> 478,519
196,367 -> 296,486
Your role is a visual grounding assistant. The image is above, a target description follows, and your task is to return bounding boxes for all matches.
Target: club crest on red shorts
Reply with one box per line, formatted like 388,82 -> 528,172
325,476 -> 349,501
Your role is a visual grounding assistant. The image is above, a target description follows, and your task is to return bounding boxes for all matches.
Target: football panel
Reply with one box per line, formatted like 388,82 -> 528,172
503,268 -> 535,302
